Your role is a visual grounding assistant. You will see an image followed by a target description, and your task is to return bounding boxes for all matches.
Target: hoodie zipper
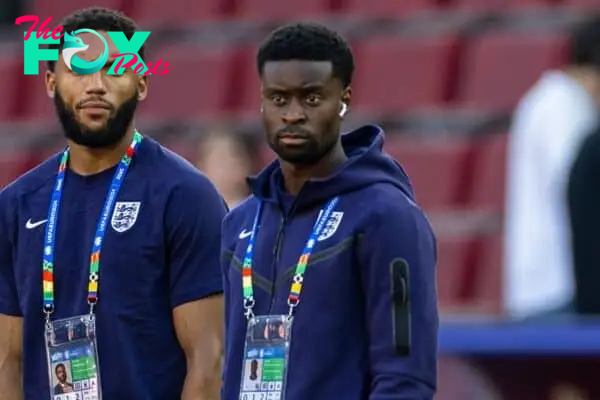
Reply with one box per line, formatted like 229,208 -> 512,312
268,202 -> 299,314
269,214 -> 286,313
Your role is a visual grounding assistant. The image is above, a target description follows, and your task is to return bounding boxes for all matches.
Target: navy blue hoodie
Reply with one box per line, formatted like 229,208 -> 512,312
221,125 -> 438,399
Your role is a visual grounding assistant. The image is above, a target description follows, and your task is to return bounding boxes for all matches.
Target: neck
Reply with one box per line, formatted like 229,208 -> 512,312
565,66 -> 598,96
67,127 -> 135,176
280,142 -> 347,195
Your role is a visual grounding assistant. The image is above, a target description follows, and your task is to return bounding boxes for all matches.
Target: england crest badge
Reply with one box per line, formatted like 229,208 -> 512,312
317,211 -> 344,241
111,202 -> 141,233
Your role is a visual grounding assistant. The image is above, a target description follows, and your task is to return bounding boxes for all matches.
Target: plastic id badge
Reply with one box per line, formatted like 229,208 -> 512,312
239,315 -> 293,400
45,315 -> 101,400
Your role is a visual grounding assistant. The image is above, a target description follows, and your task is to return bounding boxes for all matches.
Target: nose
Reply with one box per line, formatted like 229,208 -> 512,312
83,70 -> 107,95
281,98 -> 307,125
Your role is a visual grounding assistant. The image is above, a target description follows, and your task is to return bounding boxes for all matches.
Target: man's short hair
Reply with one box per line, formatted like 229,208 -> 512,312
256,22 -> 354,88
569,14 -> 600,70
47,7 -> 145,72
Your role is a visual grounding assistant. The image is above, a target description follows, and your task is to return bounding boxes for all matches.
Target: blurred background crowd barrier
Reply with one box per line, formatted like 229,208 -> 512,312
2,0 -> 600,399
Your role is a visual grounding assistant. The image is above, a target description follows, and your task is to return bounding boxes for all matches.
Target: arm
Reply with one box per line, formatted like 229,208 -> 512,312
165,177 -> 228,400
358,196 -> 438,399
0,190 -> 23,400
0,315 -> 22,400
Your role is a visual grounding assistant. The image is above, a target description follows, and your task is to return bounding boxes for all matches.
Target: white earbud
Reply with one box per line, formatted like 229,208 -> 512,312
339,102 -> 348,118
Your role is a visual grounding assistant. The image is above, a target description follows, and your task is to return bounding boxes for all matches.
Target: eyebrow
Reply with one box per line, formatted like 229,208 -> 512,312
264,83 -> 326,91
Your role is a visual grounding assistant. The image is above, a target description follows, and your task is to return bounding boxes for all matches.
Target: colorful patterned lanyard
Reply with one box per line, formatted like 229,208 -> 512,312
242,196 -> 339,319
42,131 -> 143,324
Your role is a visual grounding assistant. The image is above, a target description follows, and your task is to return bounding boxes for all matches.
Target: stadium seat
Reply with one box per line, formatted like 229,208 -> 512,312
0,53 -> 20,120
344,0 -> 440,17
454,0 -> 552,11
235,0 -> 330,20
437,235 -> 502,313
467,133 -> 508,210
237,47 -> 261,115
134,0 -> 227,26
562,0 -> 600,9
25,77 -> 55,122
384,135 -> 473,210
30,0 -> 122,20
138,45 -> 238,120
353,35 -> 459,113
456,33 -> 567,112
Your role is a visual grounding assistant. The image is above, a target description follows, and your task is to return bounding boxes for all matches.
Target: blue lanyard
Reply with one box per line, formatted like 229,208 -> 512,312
42,131 -> 143,320
241,197 -> 339,319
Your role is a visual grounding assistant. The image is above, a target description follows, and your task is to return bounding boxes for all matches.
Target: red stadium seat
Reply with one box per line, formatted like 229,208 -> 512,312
454,0 -> 551,12
0,53 -> 20,120
134,0 -> 227,25
235,0 -> 330,20
353,35 -> 459,113
30,0 -> 122,21
384,135 -> 473,210
562,0 -> 600,9
138,45 -> 238,120
25,77 -> 55,122
456,33 -> 567,112
437,235 -> 502,314
237,47 -> 261,115
344,0 -> 440,17
467,133 -> 508,210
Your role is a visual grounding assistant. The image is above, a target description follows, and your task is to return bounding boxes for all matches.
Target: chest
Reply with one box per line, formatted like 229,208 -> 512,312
13,181 -> 167,316
225,205 -> 363,315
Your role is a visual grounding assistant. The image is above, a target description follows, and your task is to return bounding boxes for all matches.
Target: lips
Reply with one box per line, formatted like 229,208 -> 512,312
79,102 -> 111,109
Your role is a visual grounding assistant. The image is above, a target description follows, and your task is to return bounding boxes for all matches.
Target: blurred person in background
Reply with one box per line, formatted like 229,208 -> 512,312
221,22 -> 438,400
196,126 -> 258,209
568,123 -> 600,315
504,15 -> 600,320
0,7 -> 225,399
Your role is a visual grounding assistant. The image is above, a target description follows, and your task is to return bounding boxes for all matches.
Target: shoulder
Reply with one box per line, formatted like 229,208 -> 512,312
361,183 -> 433,236
0,153 -> 60,205
514,75 -> 597,135
222,196 -> 260,235
139,138 -> 221,199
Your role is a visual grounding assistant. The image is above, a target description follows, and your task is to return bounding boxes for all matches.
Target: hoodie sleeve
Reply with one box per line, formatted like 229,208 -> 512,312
357,195 -> 438,399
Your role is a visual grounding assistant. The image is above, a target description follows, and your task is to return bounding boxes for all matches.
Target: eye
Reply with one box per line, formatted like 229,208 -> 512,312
305,93 -> 321,105
269,94 -> 286,105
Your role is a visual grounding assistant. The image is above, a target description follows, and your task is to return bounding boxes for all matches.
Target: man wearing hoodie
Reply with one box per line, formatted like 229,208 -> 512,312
221,22 -> 438,400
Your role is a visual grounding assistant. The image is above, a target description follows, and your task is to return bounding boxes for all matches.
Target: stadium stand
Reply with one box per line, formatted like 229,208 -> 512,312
5,1 -> 600,398
5,0 -> 597,313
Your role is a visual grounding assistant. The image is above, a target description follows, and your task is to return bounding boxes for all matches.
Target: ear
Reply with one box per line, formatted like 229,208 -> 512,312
341,86 -> 352,108
342,86 -> 352,115
137,74 -> 148,101
339,86 -> 352,118
45,70 -> 56,99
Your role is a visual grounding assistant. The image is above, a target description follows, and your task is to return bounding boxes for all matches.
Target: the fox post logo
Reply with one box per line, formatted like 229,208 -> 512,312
16,15 -> 171,76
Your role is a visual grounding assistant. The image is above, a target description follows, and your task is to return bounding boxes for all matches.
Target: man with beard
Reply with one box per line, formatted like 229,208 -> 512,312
0,7 -> 225,399
53,363 -> 73,394
221,23 -> 437,400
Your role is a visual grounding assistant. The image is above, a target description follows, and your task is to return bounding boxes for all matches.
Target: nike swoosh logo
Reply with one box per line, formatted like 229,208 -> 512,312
238,229 -> 252,239
26,219 -> 48,229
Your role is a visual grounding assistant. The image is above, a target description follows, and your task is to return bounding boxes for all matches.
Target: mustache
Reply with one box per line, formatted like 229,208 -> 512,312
276,126 -> 312,138
76,97 -> 113,110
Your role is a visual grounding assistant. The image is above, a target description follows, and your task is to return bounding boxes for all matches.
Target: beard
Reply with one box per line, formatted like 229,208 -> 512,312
268,129 -> 338,165
54,88 -> 139,149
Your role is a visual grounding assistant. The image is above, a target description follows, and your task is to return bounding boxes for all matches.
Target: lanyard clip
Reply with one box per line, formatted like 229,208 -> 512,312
243,297 -> 256,320
88,297 -> 97,317
287,297 -> 299,320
